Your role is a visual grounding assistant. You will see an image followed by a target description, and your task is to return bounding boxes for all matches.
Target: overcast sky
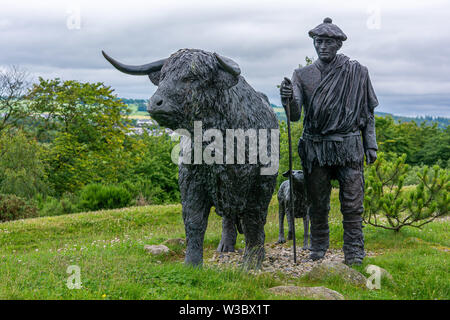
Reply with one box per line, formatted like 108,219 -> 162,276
1,0 -> 449,117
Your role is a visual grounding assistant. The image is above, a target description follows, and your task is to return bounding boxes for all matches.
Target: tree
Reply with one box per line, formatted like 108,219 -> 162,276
0,129 -> 49,198
27,78 -> 133,195
375,115 -> 449,166
364,152 -> 449,232
0,66 -> 31,132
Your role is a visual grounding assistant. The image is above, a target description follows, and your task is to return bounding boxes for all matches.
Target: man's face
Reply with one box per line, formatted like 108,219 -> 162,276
314,36 -> 341,63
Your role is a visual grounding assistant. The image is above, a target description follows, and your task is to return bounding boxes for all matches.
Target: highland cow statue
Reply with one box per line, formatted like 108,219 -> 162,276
277,170 -> 310,249
102,49 -> 279,268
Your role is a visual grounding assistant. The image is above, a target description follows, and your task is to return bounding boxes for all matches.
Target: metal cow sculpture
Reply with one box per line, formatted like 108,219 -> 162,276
277,170 -> 310,249
103,49 -> 279,269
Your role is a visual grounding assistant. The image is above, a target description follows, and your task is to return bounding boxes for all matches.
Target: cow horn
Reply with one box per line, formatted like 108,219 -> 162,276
102,50 -> 167,75
214,52 -> 241,77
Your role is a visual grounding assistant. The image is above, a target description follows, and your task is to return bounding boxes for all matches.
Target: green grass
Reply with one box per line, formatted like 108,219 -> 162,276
0,190 -> 448,300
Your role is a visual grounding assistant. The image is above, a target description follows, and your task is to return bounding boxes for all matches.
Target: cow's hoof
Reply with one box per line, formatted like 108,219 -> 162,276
184,258 -> 203,268
302,246 -> 312,251
277,238 -> 286,244
217,241 -> 235,253
309,251 -> 326,261
242,246 -> 264,270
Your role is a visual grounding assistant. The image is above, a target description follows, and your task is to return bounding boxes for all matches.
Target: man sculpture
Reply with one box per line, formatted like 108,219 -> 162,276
280,18 -> 378,265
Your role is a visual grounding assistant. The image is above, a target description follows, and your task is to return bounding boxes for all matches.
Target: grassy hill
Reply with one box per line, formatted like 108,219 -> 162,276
0,191 -> 448,300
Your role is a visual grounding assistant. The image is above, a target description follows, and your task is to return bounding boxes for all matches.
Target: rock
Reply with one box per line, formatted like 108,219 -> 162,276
163,238 -> 185,246
306,261 -> 367,288
268,285 -> 344,300
365,264 -> 394,281
144,244 -> 170,255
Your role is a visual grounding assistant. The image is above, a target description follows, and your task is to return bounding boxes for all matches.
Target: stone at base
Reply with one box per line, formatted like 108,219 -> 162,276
306,261 -> 367,288
144,244 -> 170,255
268,285 -> 344,300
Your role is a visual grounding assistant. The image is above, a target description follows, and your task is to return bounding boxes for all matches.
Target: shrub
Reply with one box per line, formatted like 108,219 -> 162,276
121,178 -> 179,205
0,129 -> 49,198
36,193 -> 80,217
78,184 -> 132,212
364,152 -> 449,232
0,194 -> 38,222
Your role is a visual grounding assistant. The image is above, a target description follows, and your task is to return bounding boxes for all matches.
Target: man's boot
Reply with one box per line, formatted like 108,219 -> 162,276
309,216 -> 329,261
343,214 -> 365,265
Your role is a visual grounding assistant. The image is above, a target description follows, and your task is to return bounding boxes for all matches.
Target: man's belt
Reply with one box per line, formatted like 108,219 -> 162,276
302,131 -> 360,143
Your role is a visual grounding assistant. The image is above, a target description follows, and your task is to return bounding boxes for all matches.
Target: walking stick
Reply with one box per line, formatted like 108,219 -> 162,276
283,77 -> 297,264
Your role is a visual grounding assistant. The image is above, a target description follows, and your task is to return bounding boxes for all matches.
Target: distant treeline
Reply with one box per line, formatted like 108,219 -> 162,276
375,111 -> 450,129
120,99 -> 449,130
120,98 -> 148,112
271,104 -> 449,129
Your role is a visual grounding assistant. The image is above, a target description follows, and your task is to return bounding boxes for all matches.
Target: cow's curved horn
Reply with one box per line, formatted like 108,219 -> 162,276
214,52 -> 241,77
102,50 -> 167,75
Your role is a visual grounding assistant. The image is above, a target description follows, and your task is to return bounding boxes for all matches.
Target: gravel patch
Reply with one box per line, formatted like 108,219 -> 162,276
207,243 -> 378,278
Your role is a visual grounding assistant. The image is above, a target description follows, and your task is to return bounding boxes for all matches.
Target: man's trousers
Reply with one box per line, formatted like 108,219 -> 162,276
303,164 -> 366,262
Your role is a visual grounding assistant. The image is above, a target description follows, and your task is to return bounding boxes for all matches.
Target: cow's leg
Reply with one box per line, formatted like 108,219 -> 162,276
182,199 -> 211,267
241,174 -> 275,269
302,213 -> 311,250
217,215 -> 237,252
277,201 -> 286,244
241,208 -> 266,270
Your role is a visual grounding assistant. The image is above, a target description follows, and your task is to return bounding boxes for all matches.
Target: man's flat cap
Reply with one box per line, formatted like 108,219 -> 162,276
308,17 -> 347,41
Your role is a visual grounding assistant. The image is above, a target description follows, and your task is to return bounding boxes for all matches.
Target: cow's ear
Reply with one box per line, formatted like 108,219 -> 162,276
148,71 -> 161,86
214,53 -> 240,77
215,69 -> 239,89
214,53 -> 241,89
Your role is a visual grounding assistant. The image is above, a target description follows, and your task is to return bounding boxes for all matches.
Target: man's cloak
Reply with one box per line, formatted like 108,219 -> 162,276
289,54 -> 378,173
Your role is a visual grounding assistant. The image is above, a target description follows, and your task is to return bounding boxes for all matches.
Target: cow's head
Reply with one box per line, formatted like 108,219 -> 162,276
102,49 -> 241,130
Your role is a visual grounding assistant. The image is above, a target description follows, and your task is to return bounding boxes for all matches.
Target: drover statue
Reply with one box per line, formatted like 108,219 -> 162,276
280,18 -> 378,265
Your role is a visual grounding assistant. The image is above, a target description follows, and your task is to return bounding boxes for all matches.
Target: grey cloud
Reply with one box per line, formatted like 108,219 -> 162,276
0,0 -> 449,117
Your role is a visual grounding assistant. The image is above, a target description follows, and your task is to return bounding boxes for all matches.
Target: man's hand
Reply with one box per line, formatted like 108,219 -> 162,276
280,77 -> 293,106
365,149 -> 377,165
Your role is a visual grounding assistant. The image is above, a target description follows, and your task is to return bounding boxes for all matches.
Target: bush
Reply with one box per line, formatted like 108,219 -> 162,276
36,193 -> 80,217
0,129 -> 49,198
364,152 -> 449,232
78,184 -> 132,212
0,194 -> 38,222
121,178 -> 179,205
